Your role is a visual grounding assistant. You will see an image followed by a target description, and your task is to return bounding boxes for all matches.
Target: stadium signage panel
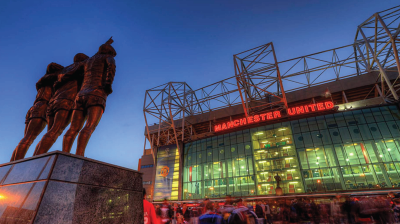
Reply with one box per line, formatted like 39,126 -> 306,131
214,101 -> 334,132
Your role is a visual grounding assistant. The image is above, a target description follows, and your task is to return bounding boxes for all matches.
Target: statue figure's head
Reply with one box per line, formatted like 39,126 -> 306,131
74,53 -> 89,63
97,37 -> 117,57
46,62 -> 64,74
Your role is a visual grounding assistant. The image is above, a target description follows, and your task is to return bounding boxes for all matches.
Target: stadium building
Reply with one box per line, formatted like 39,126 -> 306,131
141,6 -> 400,201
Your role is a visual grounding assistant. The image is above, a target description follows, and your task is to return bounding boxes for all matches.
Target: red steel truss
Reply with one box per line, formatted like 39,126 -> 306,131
234,42 -> 288,117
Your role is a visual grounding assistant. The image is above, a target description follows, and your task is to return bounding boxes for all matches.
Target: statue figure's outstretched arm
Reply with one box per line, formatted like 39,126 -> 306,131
54,62 -> 85,90
36,73 -> 58,90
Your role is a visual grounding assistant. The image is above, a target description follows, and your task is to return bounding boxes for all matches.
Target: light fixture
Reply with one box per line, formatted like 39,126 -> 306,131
317,157 -> 320,159
316,162 -> 319,165
380,155 -> 383,157
346,159 -> 349,161
388,148 -> 391,151
350,153 -> 354,156
255,132 -> 264,135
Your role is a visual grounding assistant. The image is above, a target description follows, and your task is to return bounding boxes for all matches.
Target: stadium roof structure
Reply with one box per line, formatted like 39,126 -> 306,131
143,5 -> 400,157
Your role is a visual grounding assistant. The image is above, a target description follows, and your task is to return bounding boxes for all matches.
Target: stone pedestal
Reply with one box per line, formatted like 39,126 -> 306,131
0,151 -> 143,224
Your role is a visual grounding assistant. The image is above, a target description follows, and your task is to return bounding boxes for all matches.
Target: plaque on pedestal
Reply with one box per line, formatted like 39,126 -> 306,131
0,151 -> 143,224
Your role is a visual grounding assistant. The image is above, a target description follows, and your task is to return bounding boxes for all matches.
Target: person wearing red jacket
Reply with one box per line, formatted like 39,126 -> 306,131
143,189 -> 158,224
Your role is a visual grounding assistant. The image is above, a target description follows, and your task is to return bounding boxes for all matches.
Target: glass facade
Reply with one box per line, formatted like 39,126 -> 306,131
182,130 -> 255,199
182,105 -> 400,199
293,106 -> 400,192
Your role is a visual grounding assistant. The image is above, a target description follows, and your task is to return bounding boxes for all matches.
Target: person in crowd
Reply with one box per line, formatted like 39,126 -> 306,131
143,189 -> 158,224
309,199 -> 320,224
155,205 -> 163,224
161,199 -> 173,224
247,203 -> 253,211
199,198 -> 209,215
280,202 -> 289,223
221,195 -> 235,223
181,203 -> 191,223
330,197 -> 342,224
389,192 -> 400,200
199,201 -> 222,224
255,201 -> 264,224
393,198 -> 400,223
376,196 -> 392,224
236,198 -> 243,207
156,205 -> 161,216
172,203 -> 182,224
190,203 -> 200,224
228,199 -> 257,224
264,201 -> 272,224
260,201 -> 266,219
214,202 -> 221,215
176,213 -> 184,224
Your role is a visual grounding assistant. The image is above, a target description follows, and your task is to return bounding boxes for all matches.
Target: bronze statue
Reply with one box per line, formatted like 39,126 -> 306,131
33,53 -> 89,156
274,173 -> 282,187
274,173 -> 283,196
11,63 -> 64,161
62,37 -> 116,156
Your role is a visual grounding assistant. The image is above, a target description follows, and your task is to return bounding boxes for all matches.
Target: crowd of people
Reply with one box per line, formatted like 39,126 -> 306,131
143,189 -> 400,224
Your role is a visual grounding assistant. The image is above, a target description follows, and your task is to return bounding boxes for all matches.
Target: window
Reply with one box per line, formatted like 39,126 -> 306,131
141,164 -> 154,169
143,181 -> 152,185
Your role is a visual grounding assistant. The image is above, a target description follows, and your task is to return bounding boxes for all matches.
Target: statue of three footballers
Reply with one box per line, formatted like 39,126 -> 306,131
11,37 -> 116,161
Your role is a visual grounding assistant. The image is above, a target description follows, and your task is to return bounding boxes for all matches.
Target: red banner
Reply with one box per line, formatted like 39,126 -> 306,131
189,166 -> 192,182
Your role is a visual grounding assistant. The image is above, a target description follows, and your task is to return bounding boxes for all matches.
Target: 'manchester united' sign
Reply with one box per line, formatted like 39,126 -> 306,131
214,101 -> 334,132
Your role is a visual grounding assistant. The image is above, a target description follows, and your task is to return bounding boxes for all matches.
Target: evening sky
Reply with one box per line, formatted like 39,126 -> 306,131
0,0 -> 398,169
